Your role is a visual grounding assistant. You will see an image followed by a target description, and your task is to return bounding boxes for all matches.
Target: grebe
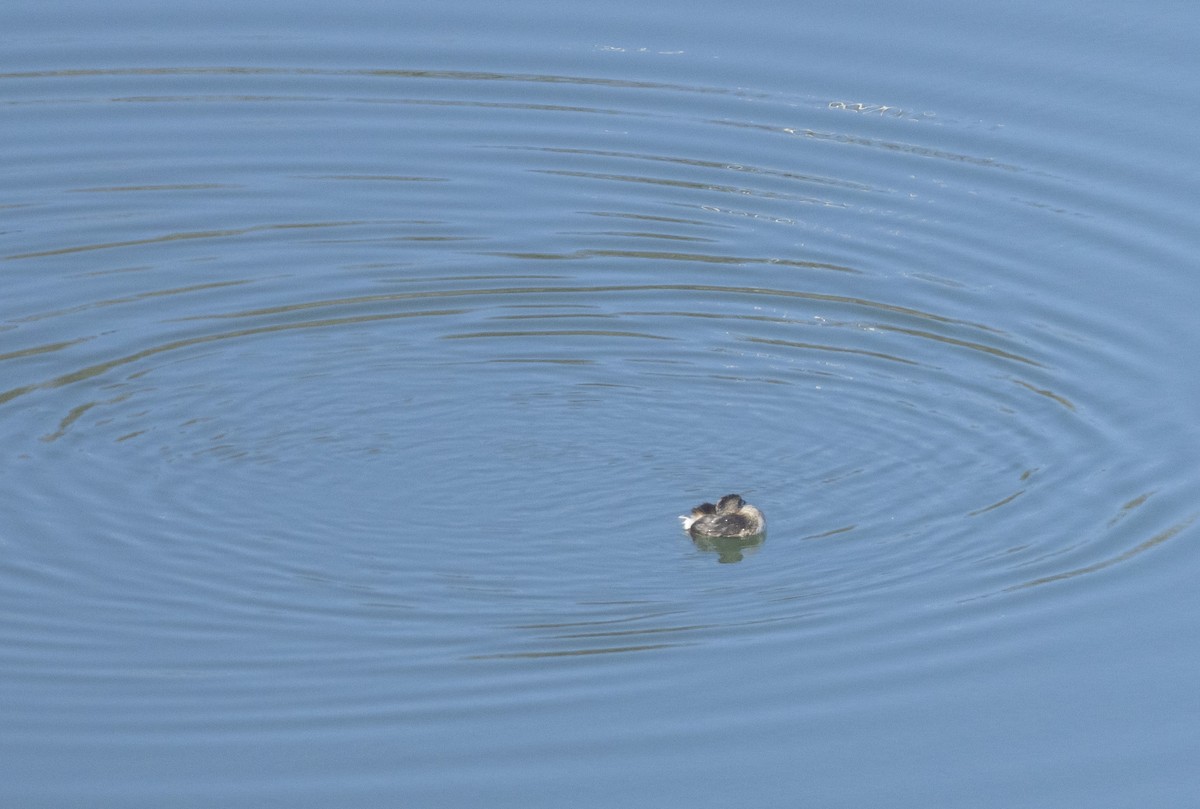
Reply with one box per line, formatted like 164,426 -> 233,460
679,493 -> 765,538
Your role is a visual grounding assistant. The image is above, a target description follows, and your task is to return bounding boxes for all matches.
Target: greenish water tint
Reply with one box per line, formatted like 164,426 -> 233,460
3,0 -> 1200,806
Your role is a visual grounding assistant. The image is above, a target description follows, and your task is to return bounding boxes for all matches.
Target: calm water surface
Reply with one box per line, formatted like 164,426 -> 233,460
4,0 -> 1200,806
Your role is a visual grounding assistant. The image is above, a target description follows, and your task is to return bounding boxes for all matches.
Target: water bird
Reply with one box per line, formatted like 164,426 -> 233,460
679,493 -> 765,538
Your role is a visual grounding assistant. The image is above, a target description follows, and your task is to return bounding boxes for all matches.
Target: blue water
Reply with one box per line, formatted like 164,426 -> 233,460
4,0 -> 1200,806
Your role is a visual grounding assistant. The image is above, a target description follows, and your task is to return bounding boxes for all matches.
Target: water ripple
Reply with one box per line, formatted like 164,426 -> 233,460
2,56 -> 1195,679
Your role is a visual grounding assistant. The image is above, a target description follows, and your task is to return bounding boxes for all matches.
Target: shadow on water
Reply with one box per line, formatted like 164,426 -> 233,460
690,532 -> 765,564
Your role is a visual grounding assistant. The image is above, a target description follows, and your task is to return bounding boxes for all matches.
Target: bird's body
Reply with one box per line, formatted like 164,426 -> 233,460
680,493 -> 765,538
